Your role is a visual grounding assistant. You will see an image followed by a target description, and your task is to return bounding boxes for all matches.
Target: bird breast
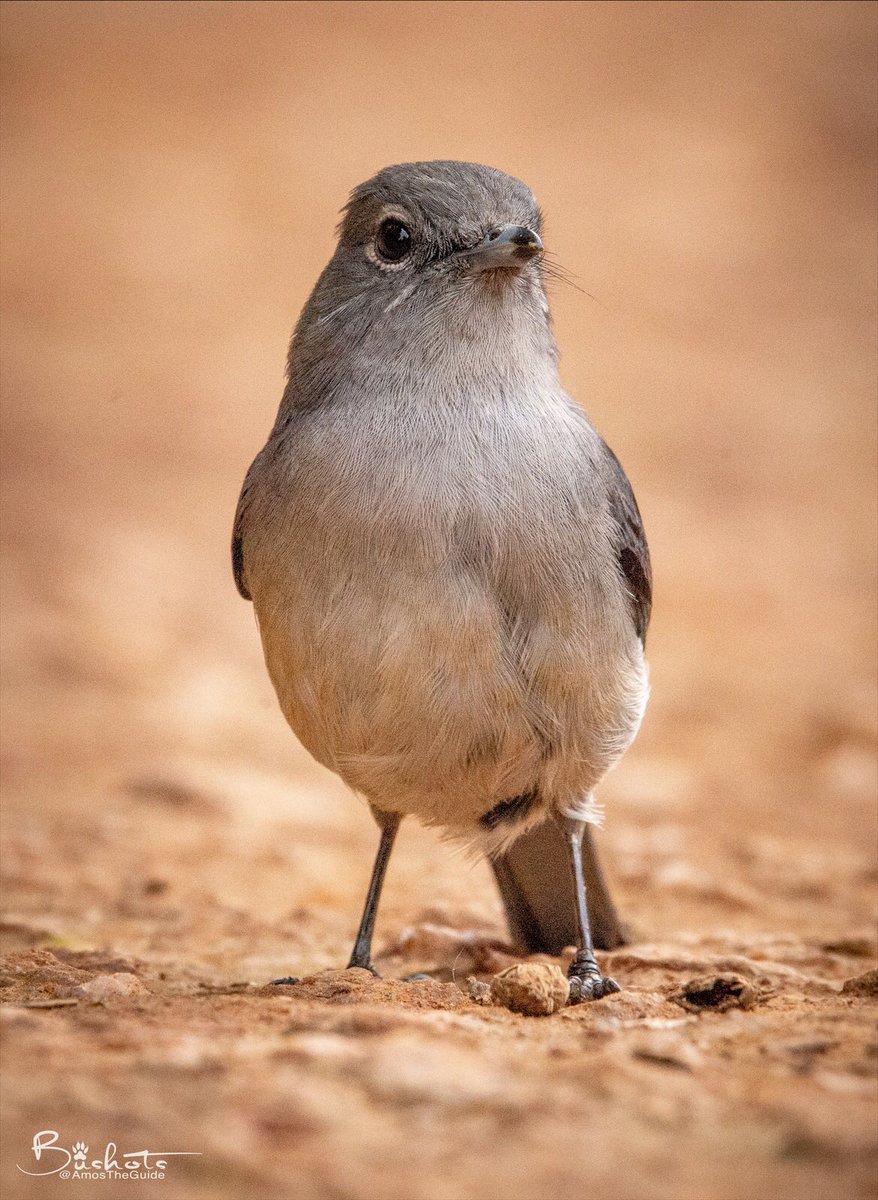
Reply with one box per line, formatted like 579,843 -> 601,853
245,388 -> 646,831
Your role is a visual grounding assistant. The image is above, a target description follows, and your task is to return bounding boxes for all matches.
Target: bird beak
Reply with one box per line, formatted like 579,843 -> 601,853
467,224 -> 543,271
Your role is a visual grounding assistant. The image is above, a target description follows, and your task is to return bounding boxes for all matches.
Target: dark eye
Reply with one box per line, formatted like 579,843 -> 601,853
375,218 -> 412,263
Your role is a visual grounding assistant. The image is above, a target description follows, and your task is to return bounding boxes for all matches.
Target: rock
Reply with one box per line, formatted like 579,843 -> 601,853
673,973 -> 757,1013
841,969 -> 878,997
75,972 -> 146,1003
489,962 -> 570,1016
466,976 -> 492,1005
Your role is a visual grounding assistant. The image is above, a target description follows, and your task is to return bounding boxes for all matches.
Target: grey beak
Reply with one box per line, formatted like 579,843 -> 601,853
468,224 -> 543,270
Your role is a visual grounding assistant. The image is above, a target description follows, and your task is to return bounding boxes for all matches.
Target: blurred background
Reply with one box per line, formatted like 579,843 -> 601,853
1,3 -> 876,1199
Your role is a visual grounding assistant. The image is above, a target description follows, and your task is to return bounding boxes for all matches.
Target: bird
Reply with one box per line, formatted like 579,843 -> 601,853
233,161 -> 651,1002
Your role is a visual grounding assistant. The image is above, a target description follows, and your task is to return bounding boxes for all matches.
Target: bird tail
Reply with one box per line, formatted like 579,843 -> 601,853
490,819 -> 627,953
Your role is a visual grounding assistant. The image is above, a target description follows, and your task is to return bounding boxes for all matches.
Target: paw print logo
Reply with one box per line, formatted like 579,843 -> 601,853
72,1143 -> 88,1168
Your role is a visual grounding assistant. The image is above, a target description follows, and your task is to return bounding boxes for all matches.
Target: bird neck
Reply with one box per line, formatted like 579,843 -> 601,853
281,276 -> 561,419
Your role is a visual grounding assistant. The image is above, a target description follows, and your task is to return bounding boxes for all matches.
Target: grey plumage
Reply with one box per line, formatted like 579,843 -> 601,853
234,161 -> 650,995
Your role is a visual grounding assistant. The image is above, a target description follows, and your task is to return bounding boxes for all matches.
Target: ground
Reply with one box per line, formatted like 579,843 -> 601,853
1,4 -> 876,1199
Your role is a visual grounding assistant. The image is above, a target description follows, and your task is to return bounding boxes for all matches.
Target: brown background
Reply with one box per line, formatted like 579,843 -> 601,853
1,3 -> 876,1199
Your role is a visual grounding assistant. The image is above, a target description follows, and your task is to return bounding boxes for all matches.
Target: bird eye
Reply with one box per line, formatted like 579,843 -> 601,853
375,218 -> 412,263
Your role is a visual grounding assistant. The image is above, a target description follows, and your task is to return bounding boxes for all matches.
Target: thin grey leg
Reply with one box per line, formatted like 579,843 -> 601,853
347,811 -> 402,973
562,816 -> 622,1003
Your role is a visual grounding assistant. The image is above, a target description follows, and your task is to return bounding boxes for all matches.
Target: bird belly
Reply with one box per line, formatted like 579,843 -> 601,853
253,537 -> 647,837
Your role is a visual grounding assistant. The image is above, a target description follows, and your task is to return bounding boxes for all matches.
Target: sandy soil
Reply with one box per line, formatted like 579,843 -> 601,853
1,3 -> 876,1199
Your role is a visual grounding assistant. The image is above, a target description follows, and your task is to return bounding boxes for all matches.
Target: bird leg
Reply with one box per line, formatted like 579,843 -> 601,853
562,815 -> 622,1003
347,810 -> 402,974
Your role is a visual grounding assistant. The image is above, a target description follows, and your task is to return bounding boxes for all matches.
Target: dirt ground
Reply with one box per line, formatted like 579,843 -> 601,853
1,3 -> 876,1199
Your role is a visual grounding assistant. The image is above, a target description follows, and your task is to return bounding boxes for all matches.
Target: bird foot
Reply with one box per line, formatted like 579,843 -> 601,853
348,961 -> 381,977
567,959 -> 621,1004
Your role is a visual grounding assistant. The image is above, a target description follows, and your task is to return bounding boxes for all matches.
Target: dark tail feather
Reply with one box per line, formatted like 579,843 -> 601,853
490,820 -> 627,953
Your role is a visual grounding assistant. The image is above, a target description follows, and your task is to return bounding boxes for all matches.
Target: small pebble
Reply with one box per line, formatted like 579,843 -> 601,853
489,962 -> 570,1016
75,973 -> 146,1004
467,976 -> 492,1005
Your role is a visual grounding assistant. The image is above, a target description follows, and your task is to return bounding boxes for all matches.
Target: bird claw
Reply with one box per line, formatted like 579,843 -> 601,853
567,964 -> 621,1004
347,962 -> 381,977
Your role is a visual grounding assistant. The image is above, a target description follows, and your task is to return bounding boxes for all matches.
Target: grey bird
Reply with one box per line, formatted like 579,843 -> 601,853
233,161 -> 651,1002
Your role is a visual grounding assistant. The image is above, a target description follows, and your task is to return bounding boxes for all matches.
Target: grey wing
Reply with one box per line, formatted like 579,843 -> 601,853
232,449 -> 268,601
600,439 -> 652,644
